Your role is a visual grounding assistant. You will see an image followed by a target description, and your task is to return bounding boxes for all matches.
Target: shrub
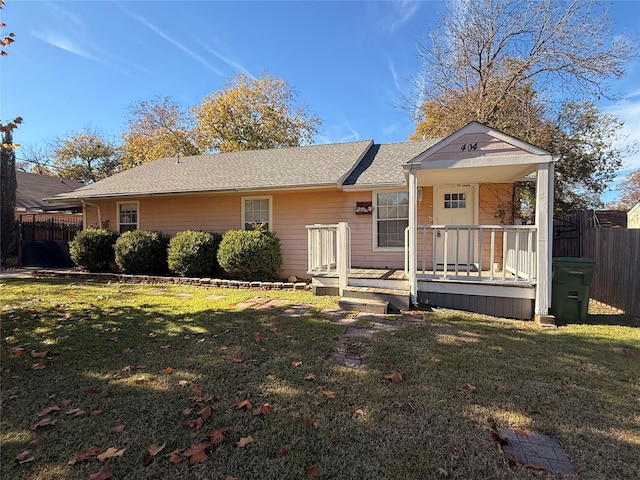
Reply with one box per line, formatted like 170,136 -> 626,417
168,230 -> 223,277
114,230 -> 169,274
217,230 -> 282,280
68,229 -> 118,272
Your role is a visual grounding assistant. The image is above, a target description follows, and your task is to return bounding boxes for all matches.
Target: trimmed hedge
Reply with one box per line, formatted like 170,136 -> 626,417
168,230 -> 223,277
69,229 -> 119,272
114,230 -> 169,275
217,230 -> 282,280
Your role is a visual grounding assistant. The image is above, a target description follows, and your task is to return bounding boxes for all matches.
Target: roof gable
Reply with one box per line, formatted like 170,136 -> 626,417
16,171 -> 84,210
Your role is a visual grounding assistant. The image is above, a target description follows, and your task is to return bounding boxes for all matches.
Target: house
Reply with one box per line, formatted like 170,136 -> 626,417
16,171 -> 84,221
47,122 -> 555,322
628,200 -> 640,229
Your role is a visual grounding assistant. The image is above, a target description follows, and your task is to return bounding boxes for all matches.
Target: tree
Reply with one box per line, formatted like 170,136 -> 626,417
52,127 -> 121,183
193,71 -> 321,153
612,168 -> 640,210
1,0 -> 23,145
1,130 -> 18,264
411,0 -> 636,214
121,96 -> 201,169
16,142 -> 54,174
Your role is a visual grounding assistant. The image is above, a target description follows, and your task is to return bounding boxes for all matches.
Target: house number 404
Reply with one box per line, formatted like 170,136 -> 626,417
460,142 -> 478,151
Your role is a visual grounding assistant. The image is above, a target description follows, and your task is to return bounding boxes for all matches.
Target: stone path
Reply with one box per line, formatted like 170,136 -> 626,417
497,427 -> 574,474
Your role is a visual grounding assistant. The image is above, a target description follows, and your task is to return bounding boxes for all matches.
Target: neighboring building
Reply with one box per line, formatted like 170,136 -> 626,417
16,171 -> 83,221
47,122 -> 555,321
628,200 -> 640,229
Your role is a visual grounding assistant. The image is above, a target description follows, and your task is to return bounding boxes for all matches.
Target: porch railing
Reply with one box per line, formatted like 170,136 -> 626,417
409,225 -> 537,283
306,223 -> 351,274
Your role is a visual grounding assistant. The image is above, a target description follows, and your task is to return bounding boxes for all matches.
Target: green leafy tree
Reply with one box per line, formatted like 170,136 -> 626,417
1,130 -> 18,263
122,96 -> 201,169
411,0 -> 636,214
193,71 -> 321,153
52,127 -> 121,183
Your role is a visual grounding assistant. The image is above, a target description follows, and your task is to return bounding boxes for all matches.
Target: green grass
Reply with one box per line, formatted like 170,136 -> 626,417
1,278 -> 638,479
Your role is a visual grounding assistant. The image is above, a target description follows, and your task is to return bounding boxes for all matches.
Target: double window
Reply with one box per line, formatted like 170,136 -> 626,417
118,202 -> 138,233
242,196 -> 272,231
375,191 -> 408,248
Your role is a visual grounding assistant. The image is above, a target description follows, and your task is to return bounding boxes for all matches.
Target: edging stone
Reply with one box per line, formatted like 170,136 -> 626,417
33,269 -> 312,292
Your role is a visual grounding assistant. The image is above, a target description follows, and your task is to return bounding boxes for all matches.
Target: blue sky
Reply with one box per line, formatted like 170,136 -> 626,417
2,0 -> 639,202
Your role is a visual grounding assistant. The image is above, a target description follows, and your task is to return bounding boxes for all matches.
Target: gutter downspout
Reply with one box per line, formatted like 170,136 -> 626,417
81,200 -> 102,229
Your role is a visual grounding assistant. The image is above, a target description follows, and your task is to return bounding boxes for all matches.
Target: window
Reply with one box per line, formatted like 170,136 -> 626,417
118,202 -> 138,233
444,192 -> 466,209
242,196 -> 271,231
376,191 -> 408,248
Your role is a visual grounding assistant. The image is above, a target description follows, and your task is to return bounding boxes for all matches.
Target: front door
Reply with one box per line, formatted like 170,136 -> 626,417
433,185 -> 475,265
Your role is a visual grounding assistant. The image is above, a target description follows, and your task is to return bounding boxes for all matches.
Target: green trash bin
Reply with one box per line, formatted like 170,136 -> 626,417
551,257 -> 597,324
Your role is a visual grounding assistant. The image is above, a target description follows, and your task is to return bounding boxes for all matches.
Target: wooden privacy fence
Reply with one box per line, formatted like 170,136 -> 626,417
582,227 -> 640,318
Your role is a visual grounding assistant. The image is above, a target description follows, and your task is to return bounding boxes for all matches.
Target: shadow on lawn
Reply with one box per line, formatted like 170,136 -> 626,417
2,277 -> 639,480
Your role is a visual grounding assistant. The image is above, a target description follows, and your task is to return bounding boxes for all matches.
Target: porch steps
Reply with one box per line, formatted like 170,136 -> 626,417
339,285 -> 410,313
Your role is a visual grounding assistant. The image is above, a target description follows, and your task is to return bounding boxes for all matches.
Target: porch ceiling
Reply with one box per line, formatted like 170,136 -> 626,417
416,163 -> 537,186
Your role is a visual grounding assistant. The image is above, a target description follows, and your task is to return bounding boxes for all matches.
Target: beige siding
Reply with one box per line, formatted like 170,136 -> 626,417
81,183 -> 513,279
425,134 -> 529,163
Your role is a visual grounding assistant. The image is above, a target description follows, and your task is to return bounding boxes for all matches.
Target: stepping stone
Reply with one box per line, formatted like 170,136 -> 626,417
174,293 -> 193,298
321,308 -> 349,322
344,326 -> 377,338
256,299 -> 289,310
145,289 -> 166,295
204,295 -> 226,300
496,427 -> 573,474
282,305 -> 312,317
326,352 -> 362,368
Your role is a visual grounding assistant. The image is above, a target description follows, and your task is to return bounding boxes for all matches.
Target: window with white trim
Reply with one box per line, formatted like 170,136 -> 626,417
242,196 -> 272,231
375,191 -> 408,248
118,202 -> 138,233
444,192 -> 466,209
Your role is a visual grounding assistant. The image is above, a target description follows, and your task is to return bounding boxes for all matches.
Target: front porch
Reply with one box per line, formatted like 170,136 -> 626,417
307,223 -> 537,319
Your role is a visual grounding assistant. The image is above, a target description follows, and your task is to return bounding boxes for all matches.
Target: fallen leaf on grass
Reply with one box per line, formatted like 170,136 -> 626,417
29,437 -> 44,446
97,447 -> 125,461
32,417 -> 56,429
112,424 -> 125,432
352,408 -> 365,417
167,448 -> 184,464
187,417 -> 203,431
30,350 -> 49,358
461,384 -> 476,395
253,403 -> 273,416
383,371 -> 403,384
207,427 -> 228,445
438,467 -> 448,476
178,380 -> 189,387
305,373 -> 316,380
147,332 -> 158,338
307,464 -> 320,478
622,348 -> 634,357
281,448 -> 288,456
68,445 -> 101,465
514,428 -> 527,436
236,436 -> 254,448
147,443 -> 166,456
235,399 -> 253,410
15,450 -> 35,464
10,346 -> 25,356
66,408 -> 85,416
322,390 -> 335,399
303,417 -> 321,429
231,357 -> 243,363
291,361 -> 303,367
31,362 -> 47,370
199,405 -> 213,420
92,409 -> 102,416
181,408 -> 193,416
182,442 -> 210,464
164,367 -> 173,374
87,469 -> 113,480
121,365 -> 132,372
37,405 -> 60,417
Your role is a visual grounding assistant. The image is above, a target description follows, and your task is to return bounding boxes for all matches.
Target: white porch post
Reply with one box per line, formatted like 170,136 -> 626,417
535,162 -> 554,321
408,166 -> 418,306
336,222 -> 349,296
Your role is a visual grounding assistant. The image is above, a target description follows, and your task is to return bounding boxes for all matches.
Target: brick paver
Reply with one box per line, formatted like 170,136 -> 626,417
497,427 -> 573,474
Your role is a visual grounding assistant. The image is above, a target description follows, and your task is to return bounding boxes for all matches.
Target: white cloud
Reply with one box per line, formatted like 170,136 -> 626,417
387,1 -> 421,34
200,43 -> 252,78
32,30 -> 95,59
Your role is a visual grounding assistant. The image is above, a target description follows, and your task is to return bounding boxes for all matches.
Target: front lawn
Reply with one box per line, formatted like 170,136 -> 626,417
1,278 -> 638,479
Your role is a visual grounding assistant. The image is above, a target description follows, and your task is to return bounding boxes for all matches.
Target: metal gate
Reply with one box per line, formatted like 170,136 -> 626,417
553,217 -> 582,257
19,215 -> 83,267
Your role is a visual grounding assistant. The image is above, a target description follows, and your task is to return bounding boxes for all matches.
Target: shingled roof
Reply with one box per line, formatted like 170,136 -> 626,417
16,171 -> 84,211
48,138 -> 438,202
